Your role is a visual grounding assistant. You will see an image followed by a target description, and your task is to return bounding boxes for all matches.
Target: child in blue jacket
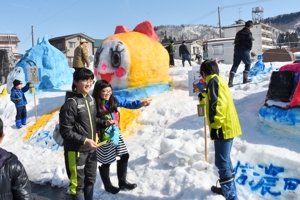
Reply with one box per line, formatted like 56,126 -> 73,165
10,79 -> 30,128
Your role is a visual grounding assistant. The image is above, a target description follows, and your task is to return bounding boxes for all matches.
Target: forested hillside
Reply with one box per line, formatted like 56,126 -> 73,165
155,11 -> 300,44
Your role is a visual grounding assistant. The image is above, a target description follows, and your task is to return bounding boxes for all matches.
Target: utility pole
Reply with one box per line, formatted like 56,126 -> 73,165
31,26 -> 34,47
218,7 -> 222,38
217,0 -> 272,38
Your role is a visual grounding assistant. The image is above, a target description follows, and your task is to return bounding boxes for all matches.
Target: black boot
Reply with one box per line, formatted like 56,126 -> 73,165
99,166 -> 120,194
117,161 -> 137,190
83,186 -> 94,200
72,193 -> 84,200
243,71 -> 251,84
228,72 -> 235,87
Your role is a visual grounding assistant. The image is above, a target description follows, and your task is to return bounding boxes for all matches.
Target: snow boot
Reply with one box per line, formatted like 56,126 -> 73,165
211,171 -> 236,197
72,193 -> 84,200
228,72 -> 235,87
83,186 -> 94,200
243,71 -> 252,84
15,120 -> 22,129
220,177 -> 239,200
22,118 -> 27,125
99,166 -> 120,194
117,160 -> 137,190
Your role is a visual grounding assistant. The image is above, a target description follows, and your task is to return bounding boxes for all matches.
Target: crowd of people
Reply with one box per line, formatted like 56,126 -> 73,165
0,22 -> 256,199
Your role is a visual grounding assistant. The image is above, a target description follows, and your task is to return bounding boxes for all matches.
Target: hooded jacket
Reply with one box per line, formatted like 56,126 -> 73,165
204,74 -> 242,140
10,85 -> 29,108
234,27 -> 253,51
0,148 -> 32,200
59,92 -> 106,152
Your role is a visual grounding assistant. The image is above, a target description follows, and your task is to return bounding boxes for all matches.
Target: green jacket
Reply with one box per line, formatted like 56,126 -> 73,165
72,45 -> 90,68
169,44 -> 175,54
204,74 -> 242,140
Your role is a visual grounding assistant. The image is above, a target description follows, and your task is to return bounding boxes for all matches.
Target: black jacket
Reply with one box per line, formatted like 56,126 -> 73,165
234,27 -> 253,50
59,92 -> 106,152
179,44 -> 190,56
0,148 -> 32,200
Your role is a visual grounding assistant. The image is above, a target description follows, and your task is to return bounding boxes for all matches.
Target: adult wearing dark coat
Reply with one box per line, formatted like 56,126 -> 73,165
168,40 -> 175,67
0,118 -> 32,200
179,41 -> 192,67
228,20 -> 253,87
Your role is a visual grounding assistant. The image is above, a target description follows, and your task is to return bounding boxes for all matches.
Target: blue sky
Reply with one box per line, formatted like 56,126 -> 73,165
1,0 -> 298,54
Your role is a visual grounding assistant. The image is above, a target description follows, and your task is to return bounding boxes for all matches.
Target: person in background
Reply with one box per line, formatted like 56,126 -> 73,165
10,79 -> 30,128
92,80 -> 151,194
73,39 -> 90,71
199,60 -> 241,200
168,40 -> 175,67
179,41 -> 192,67
228,20 -> 253,87
59,68 -> 114,200
196,53 -> 203,64
0,118 -> 32,199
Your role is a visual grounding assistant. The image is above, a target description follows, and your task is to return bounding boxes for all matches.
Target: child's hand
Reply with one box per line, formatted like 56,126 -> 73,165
141,100 -> 151,107
85,138 -> 98,150
105,119 -> 115,126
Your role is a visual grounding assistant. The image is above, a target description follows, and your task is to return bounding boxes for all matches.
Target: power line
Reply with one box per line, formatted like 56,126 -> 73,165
35,0 -> 82,26
186,9 -> 218,24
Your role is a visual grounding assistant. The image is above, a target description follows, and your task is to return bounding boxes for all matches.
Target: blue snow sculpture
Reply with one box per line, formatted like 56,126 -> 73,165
11,35 -> 73,90
249,55 -> 265,76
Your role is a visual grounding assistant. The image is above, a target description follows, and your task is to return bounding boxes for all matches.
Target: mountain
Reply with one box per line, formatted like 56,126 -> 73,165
155,12 -> 300,43
154,24 -> 219,43
264,11 -> 300,34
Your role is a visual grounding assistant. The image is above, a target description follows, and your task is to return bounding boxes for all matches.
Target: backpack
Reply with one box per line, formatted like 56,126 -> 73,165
53,97 -> 77,146
165,45 -> 170,53
53,123 -> 63,146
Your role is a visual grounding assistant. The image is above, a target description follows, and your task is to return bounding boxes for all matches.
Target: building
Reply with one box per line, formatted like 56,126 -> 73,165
49,33 -> 95,67
162,39 -> 204,61
93,39 -> 104,54
0,33 -> 22,60
206,20 -> 275,64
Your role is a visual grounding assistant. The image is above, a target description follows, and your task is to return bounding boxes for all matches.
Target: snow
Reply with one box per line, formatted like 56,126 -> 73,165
1,60 -> 300,200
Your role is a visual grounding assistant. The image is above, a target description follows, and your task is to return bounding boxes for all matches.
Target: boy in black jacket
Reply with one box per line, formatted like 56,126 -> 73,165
0,118 -> 32,199
59,68 -> 114,200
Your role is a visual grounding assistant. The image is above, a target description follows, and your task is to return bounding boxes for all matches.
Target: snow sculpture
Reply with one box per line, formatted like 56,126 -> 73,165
94,20 -> 170,100
93,20 -> 170,136
249,55 -> 265,76
259,61 -> 300,133
7,35 -> 73,93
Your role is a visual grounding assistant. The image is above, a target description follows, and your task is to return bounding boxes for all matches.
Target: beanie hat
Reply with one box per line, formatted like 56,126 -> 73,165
13,79 -> 22,87
245,20 -> 253,28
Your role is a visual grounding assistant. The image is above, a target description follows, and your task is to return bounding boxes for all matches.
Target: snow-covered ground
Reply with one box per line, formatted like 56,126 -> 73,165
1,59 -> 300,200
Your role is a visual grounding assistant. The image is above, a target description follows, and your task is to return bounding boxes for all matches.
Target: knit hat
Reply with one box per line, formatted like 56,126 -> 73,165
13,79 -> 22,87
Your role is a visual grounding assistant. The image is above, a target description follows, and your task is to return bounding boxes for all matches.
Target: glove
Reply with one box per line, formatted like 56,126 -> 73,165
15,98 -> 21,103
210,128 -> 220,140
198,92 -> 205,101
26,82 -> 32,87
